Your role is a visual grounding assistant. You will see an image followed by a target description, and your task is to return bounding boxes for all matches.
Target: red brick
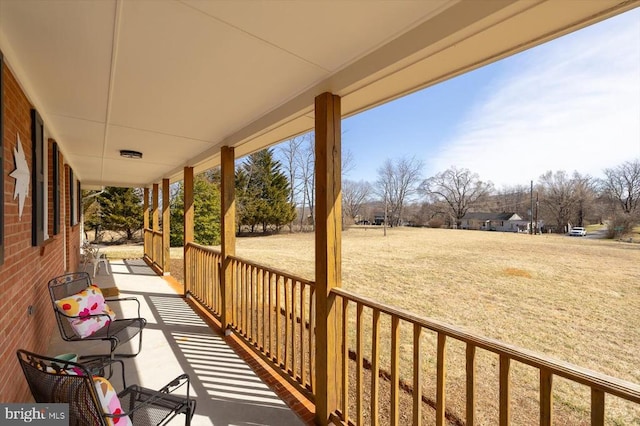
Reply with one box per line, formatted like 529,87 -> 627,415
0,63 -> 71,403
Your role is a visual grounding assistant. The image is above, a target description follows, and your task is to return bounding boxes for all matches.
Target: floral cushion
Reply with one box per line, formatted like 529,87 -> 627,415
54,285 -> 116,338
93,377 -> 132,426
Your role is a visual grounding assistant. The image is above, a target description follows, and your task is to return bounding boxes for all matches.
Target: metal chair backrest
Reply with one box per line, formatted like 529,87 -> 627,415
48,272 -> 93,341
16,349 -> 107,426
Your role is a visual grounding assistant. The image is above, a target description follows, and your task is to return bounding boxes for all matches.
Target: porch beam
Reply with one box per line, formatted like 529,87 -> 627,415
221,146 -> 236,328
143,188 -> 149,229
314,92 -> 342,425
143,188 -> 149,257
184,167 -> 194,297
152,184 -> 159,232
162,178 -> 170,275
152,183 -> 159,266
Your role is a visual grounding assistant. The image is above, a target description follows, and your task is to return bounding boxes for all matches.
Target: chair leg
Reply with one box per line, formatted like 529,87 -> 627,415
111,327 -> 144,358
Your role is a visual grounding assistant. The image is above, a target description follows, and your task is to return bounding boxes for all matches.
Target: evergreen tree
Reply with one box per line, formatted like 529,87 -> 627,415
97,187 -> 143,240
170,174 -> 221,246
237,149 -> 296,233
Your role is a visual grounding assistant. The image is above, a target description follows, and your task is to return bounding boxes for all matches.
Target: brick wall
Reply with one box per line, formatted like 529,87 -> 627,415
0,61 -> 67,402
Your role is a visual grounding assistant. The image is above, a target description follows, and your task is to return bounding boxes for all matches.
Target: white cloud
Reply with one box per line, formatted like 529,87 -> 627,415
430,10 -> 640,188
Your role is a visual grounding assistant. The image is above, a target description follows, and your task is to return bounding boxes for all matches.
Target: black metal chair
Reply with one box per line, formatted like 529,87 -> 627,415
48,272 -> 146,359
17,349 -> 195,426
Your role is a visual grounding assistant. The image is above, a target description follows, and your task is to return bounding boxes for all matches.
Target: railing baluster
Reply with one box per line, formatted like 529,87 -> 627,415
357,303 -> 364,426
309,287 -> 316,395
262,269 -> 266,352
292,280 -> 298,377
540,368 -> 553,426
246,264 -> 250,336
371,308 -> 380,426
413,323 -> 422,426
341,297 -> 349,423
300,283 -> 306,385
591,388 -> 605,426
205,255 -> 213,308
267,271 -> 272,358
285,277 -> 291,373
276,274 -> 281,365
391,316 -> 400,426
436,333 -> 446,426
466,343 -> 476,426
500,354 -> 511,426
231,259 -> 236,324
250,265 -> 255,343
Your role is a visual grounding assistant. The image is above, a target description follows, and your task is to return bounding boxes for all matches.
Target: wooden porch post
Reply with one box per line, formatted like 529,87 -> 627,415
314,92 -> 342,425
152,183 -> 159,265
162,178 -> 170,275
143,188 -> 149,257
184,167 -> 194,297
221,146 -> 236,329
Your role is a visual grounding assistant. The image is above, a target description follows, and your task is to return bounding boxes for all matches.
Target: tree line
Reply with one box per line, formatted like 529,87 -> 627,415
83,148 -> 296,246
342,158 -> 639,237
83,143 -> 639,244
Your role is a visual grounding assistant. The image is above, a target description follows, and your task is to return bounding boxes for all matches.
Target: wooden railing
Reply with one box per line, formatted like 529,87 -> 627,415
181,246 -> 640,423
228,255 -> 316,395
330,287 -> 640,426
152,231 -> 162,270
143,228 -> 164,273
184,243 -> 222,315
143,228 -> 153,259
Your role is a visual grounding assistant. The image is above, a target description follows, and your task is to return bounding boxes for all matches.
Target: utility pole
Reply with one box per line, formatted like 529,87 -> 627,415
534,191 -> 539,234
530,180 -> 534,235
383,189 -> 388,237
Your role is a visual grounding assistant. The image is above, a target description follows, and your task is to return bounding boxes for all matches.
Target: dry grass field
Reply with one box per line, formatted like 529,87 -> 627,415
103,227 -> 640,424
236,227 -> 640,425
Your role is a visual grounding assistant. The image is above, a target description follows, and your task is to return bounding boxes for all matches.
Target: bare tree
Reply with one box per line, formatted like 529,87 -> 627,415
600,159 -> 640,235
601,159 -> 640,216
493,185 -> 530,218
537,170 -> 595,232
342,180 -> 372,223
278,136 -> 306,231
295,134 -> 315,230
375,156 -> 423,227
286,132 -> 355,231
572,172 -> 596,227
420,166 -> 493,228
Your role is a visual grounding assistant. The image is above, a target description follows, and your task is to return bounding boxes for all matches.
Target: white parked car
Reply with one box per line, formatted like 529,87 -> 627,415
569,227 -> 587,236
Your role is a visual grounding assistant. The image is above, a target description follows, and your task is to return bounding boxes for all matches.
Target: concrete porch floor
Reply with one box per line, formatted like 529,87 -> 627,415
47,258 -> 310,425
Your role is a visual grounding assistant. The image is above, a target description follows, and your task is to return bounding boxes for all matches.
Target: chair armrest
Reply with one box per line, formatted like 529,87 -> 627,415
159,373 -> 190,395
113,374 -> 193,422
105,297 -> 142,317
80,357 -> 127,388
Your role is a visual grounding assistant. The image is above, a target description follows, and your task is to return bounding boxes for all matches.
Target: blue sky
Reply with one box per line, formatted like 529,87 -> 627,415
341,8 -> 640,188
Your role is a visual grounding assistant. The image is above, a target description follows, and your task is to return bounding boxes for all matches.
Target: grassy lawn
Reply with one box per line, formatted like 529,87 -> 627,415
103,227 -> 640,423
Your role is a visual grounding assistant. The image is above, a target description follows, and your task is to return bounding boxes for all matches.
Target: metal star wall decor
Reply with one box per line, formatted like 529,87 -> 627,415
10,132 -> 30,220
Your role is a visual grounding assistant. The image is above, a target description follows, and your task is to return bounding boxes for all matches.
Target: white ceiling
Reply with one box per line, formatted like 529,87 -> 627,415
0,0 -> 637,188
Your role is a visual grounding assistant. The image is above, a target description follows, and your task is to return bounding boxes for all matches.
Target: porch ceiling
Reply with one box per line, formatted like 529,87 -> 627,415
0,0 -> 636,189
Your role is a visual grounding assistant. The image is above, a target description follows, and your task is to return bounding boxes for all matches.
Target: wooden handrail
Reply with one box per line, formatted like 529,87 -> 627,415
228,254 -> 315,287
331,287 -> 640,404
186,241 -> 221,256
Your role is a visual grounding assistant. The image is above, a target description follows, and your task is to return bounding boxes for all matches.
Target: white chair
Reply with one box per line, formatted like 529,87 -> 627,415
81,241 -> 110,277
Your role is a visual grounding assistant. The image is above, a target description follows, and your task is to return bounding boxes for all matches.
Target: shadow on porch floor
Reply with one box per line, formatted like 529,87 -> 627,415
46,259 -> 310,425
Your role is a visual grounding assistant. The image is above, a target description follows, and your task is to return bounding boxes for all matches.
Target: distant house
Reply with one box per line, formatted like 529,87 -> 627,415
460,212 -> 524,232
373,212 -> 385,226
